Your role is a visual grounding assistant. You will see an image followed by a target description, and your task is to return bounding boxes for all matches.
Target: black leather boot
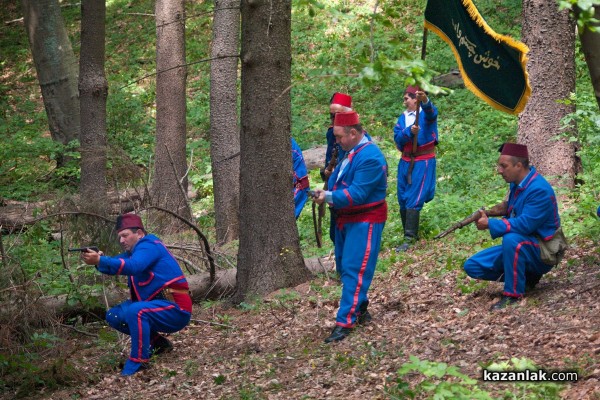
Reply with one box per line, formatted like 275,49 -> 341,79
525,272 -> 542,291
490,295 -> 519,310
396,209 -> 420,252
151,335 -> 173,356
324,325 -> 352,343
400,209 -> 407,234
356,300 -> 372,325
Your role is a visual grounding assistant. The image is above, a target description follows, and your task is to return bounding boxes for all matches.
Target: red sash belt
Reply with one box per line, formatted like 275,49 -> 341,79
335,201 -> 387,229
154,283 -> 192,312
401,143 -> 436,161
296,175 -> 310,190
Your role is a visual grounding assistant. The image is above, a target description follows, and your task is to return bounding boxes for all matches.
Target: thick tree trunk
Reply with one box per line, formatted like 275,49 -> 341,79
578,5 -> 600,110
152,0 -> 191,226
235,0 -> 311,303
21,0 -> 80,156
79,0 -> 108,209
519,0 -> 578,186
210,0 -> 241,244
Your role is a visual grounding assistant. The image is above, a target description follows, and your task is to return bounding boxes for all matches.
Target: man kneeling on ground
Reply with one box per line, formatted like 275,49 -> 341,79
463,143 -> 565,311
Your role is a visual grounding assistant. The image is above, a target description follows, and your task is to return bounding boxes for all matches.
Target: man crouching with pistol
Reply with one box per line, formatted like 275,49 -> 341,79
81,213 -> 192,376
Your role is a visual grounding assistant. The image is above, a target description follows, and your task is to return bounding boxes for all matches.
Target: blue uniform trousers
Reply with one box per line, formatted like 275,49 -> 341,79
463,233 -> 553,297
397,158 -> 436,210
334,221 -> 384,327
106,299 -> 191,365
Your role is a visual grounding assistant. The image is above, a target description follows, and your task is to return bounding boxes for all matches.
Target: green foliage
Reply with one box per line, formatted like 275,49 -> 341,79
386,355 -> 495,399
386,356 -> 564,400
558,91 -> 600,239
558,0 -> 600,31
485,357 -> 564,399
0,123 -> 68,200
0,343 -> 83,399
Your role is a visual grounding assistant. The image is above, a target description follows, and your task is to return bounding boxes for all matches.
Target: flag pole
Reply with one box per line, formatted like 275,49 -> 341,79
421,28 -> 428,61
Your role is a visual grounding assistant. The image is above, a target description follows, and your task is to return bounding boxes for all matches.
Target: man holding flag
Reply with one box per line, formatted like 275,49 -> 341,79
393,86 -> 439,251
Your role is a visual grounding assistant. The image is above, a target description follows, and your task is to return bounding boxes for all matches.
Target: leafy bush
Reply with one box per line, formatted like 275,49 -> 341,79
386,356 -> 564,400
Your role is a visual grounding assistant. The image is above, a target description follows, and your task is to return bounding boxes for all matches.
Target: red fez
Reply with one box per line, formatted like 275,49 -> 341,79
331,92 -> 352,108
499,142 -> 528,158
115,213 -> 144,232
405,85 -> 421,95
334,111 -> 360,126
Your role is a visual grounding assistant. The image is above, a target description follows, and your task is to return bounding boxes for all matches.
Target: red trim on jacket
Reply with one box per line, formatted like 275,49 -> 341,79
137,272 -> 154,286
502,219 -> 511,233
117,258 -> 126,275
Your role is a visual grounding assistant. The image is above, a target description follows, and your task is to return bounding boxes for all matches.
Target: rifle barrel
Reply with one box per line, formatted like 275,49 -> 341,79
434,210 -> 483,240
68,246 -> 100,252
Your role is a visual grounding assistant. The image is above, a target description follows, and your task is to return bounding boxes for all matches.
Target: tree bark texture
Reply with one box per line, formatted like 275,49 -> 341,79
210,0 -> 241,244
578,5 -> 600,109
519,0 -> 578,186
235,0 -> 311,302
21,0 -> 80,148
152,0 -> 191,224
79,0 -> 108,208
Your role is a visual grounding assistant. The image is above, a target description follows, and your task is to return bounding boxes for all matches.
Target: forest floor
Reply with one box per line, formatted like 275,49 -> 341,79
16,239 -> 600,400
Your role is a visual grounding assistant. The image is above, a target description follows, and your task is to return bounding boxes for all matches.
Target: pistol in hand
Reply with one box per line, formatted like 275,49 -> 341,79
68,246 -> 100,253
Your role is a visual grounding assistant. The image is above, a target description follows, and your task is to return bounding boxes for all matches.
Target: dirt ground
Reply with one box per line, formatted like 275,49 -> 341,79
21,239 -> 600,400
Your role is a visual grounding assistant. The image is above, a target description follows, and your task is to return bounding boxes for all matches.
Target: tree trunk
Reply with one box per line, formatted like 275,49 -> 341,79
234,0 -> 311,303
21,0 -> 80,160
577,5 -> 600,110
519,0 -> 578,186
79,0 -> 108,209
152,0 -> 191,226
210,0 -> 241,244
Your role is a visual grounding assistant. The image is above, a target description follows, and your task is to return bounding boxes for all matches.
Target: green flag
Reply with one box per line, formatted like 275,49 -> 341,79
424,0 -> 531,115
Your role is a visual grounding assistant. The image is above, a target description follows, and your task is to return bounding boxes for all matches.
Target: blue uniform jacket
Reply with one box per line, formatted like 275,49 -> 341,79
393,100 -> 438,153
97,234 -> 188,301
328,139 -> 388,212
489,167 -> 561,240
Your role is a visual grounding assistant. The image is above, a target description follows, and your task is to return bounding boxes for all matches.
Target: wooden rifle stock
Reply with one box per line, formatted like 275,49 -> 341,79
434,202 -> 507,240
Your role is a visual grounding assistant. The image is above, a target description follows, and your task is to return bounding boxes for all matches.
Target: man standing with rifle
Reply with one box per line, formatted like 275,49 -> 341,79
312,111 -> 387,343
463,143 -> 566,310
316,92 -> 353,246
393,85 -> 439,251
